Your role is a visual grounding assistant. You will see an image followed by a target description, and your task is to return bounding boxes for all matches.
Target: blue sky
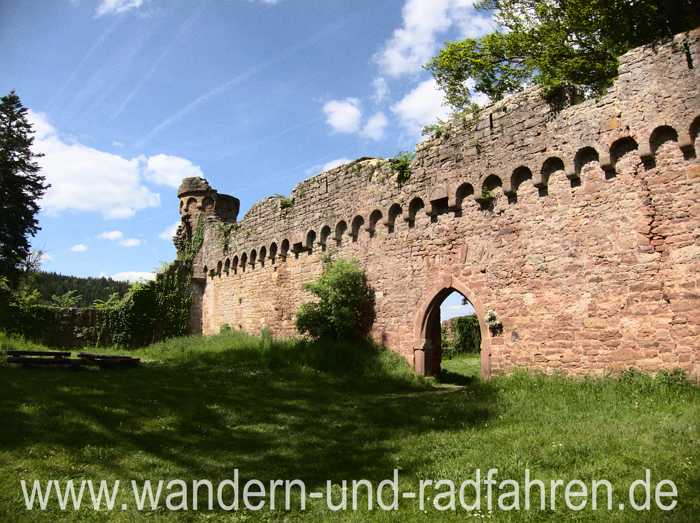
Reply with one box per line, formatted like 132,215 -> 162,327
1,0 -> 492,284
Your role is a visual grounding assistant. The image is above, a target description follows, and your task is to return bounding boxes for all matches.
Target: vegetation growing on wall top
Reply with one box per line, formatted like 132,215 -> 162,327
390,152 -> 416,186
426,0 -> 700,110
217,222 -> 238,253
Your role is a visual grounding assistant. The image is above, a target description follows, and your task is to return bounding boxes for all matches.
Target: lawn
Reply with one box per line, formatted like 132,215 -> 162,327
0,332 -> 698,522
442,353 -> 481,378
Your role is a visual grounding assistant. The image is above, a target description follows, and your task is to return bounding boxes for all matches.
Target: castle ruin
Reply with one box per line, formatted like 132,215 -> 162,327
175,29 -> 700,380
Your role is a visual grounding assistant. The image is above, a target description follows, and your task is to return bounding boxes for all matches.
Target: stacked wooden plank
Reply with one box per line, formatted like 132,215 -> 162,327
6,350 -> 81,368
78,353 -> 140,369
4,350 -> 140,369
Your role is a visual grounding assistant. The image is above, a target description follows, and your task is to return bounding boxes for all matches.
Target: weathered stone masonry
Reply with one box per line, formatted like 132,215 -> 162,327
176,30 -> 700,379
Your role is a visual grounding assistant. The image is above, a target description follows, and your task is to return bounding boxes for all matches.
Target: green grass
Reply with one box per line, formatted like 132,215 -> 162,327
0,334 -> 698,522
442,353 -> 481,378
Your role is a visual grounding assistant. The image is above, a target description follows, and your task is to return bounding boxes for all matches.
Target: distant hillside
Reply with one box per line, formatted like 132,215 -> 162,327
26,271 -> 131,307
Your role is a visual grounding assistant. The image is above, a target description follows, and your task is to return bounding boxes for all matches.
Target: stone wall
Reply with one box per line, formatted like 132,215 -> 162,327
178,29 -> 700,379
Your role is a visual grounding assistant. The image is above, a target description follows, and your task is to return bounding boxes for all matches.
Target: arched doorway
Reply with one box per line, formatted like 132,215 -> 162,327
414,279 -> 491,379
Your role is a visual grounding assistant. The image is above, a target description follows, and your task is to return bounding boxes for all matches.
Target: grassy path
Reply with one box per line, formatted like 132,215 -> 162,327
0,333 -> 698,521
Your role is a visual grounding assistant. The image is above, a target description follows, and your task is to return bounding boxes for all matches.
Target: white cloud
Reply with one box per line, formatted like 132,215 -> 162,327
465,78 -> 491,107
360,112 -> 388,141
159,221 -> 180,241
30,112 -> 57,140
119,238 -> 143,248
112,271 -> 156,283
453,9 -> 497,39
98,230 -> 124,240
391,78 -> 452,136
375,0 -> 494,77
70,244 -> 88,253
96,0 -> 144,17
28,112 -> 206,219
40,252 -> 53,263
28,111 -> 160,219
304,158 -> 352,177
372,77 -> 389,104
322,98 -> 362,134
143,154 -> 203,189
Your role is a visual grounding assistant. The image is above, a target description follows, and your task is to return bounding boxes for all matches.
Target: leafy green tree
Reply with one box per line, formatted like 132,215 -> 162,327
0,275 -> 11,320
50,290 -> 82,308
93,292 -> 122,310
13,286 -> 41,308
427,0 -> 700,109
0,91 -> 49,279
296,259 -> 375,341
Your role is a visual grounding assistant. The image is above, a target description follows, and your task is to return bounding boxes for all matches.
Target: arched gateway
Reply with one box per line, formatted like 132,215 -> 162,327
413,277 -> 491,378
175,31 -> 700,381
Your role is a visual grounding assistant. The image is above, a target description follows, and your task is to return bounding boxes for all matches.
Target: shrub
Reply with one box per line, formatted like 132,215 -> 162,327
0,276 -> 11,319
442,315 -> 481,359
422,120 -> 450,140
0,261 -> 195,348
389,152 -> 415,186
295,258 -> 375,341
50,290 -> 82,308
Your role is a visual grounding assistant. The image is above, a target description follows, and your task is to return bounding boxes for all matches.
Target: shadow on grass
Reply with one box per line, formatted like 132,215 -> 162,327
0,335 -> 497,491
437,369 -> 476,386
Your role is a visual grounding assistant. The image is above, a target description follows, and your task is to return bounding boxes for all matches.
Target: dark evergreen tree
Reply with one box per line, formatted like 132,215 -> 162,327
0,91 -> 49,279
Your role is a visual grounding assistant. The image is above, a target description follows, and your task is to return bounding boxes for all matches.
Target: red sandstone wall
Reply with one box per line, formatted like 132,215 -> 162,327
188,30 -> 700,380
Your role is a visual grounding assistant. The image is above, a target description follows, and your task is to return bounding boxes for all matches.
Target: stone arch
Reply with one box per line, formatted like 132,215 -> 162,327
185,197 -> 198,213
224,258 -> 230,275
690,115 -> 700,144
319,225 -> 332,250
609,136 -> 639,173
334,220 -> 347,244
202,197 -> 215,213
216,260 -> 222,277
539,157 -> 565,186
351,215 -> 364,242
691,115 -> 700,140
412,275 -> 491,378
231,256 -> 238,274
385,203 -> 402,232
687,115 -> 700,158
368,210 -> 383,237
202,264 -> 208,277
574,146 -> 599,179
649,125 -> 679,156
478,174 -> 502,206
454,182 -> 474,208
407,197 -> 424,228
481,174 -> 502,192
510,166 -> 532,193
269,242 -> 277,264
305,230 -> 316,251
250,249 -> 257,268
280,239 -> 290,260
240,253 -> 247,272
259,246 -> 266,267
